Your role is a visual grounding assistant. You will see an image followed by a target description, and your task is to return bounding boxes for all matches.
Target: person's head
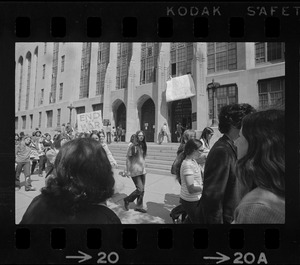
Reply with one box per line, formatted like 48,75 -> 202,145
182,129 -> 196,143
90,132 -> 100,142
53,134 -> 68,150
15,133 -> 20,141
99,131 -> 105,144
235,109 -> 285,197
42,138 -> 115,215
136,130 -> 147,157
44,133 -> 51,141
35,130 -> 41,137
129,134 -> 138,144
200,127 -> 214,143
184,139 -> 204,160
23,135 -> 31,145
19,131 -> 25,139
218,103 -> 255,139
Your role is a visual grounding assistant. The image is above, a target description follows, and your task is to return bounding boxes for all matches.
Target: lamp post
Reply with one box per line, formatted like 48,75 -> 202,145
67,103 -> 74,125
207,79 -> 220,127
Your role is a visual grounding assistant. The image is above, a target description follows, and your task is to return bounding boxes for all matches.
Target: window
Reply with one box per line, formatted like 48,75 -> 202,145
40,89 -> 44,105
59,83 -> 63,100
15,117 -> 18,131
140,43 -> 159,84
42,64 -> 45,79
44,43 -> 47,54
258,77 -> 285,109
57,109 -> 61,126
50,43 -> 59,103
76,107 -> 85,115
208,84 -> 238,119
18,57 -> 23,111
46,110 -> 53,128
116,43 -> 133,89
61,55 -> 65,72
38,112 -> 42,128
22,115 -> 26,130
30,114 -> 33,129
25,53 -> 32,110
80,43 -> 92,98
92,104 -> 102,112
207,43 -> 237,73
170,43 -> 193,77
96,43 -> 110,95
255,42 -> 285,64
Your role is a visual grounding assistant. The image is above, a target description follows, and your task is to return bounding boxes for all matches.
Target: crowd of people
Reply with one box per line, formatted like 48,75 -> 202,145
16,103 -> 285,224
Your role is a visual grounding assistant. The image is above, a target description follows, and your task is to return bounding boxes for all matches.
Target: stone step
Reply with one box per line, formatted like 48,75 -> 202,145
116,160 -> 172,171
117,165 -> 174,177
114,157 -> 173,166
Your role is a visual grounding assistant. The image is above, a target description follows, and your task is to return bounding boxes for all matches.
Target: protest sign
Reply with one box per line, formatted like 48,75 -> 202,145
77,111 -> 103,132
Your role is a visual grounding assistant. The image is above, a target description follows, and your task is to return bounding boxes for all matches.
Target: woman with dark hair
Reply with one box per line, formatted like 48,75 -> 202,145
123,130 -> 147,213
198,127 -> 214,168
20,138 -> 121,224
90,131 -> 101,141
233,109 -> 285,224
197,103 -> 256,224
179,139 -> 204,223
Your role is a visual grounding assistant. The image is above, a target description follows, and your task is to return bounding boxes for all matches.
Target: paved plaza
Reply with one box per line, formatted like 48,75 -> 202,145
15,168 -> 181,224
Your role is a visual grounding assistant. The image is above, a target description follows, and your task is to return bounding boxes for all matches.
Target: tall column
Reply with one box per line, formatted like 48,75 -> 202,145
192,43 -> 207,134
155,43 -> 171,141
103,43 -> 118,127
125,43 -> 141,142
88,43 -> 99,100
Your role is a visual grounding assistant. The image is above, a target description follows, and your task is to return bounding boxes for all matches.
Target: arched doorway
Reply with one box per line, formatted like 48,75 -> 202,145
141,98 -> 155,142
115,102 -> 126,140
171,98 -> 192,142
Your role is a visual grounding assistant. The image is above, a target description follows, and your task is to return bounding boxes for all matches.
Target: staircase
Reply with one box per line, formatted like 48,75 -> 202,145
109,142 -> 180,176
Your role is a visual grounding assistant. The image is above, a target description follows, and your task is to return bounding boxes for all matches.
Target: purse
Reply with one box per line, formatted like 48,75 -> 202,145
171,151 -> 185,176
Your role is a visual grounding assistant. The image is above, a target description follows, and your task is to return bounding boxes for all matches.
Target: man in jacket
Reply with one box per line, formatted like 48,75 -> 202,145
197,103 -> 255,224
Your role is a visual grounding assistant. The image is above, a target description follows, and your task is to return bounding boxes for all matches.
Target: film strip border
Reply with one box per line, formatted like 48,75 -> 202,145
0,2 -> 299,40
1,1 -> 300,264
5,226 -> 295,264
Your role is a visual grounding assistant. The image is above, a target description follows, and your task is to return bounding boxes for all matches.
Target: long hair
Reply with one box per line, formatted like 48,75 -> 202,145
177,129 -> 196,155
41,138 -> 115,216
218,103 -> 256,134
136,130 -> 147,158
200,127 -> 214,147
176,139 -> 203,183
236,109 -> 285,197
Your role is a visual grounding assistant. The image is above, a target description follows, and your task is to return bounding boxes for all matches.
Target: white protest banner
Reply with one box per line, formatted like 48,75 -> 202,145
77,111 -> 103,132
166,74 -> 196,102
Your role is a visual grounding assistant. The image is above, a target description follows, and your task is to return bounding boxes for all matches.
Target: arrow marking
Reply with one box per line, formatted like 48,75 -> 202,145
66,250 -> 92,263
203,252 -> 230,264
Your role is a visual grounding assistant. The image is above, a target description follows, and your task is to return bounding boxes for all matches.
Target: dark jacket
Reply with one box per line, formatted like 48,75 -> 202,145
20,194 -> 122,224
197,134 -> 249,224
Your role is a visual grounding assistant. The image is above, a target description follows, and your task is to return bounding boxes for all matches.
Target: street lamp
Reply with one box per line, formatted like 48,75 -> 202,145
67,103 -> 74,125
207,79 -> 220,127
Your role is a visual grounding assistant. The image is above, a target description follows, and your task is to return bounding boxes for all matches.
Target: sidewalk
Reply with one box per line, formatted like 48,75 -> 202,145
15,169 -> 181,224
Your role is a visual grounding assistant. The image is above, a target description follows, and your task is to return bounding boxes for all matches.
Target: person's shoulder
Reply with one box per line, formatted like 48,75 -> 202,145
89,205 -> 122,224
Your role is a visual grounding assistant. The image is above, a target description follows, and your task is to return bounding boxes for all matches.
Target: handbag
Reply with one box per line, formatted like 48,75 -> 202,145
171,151 -> 185,176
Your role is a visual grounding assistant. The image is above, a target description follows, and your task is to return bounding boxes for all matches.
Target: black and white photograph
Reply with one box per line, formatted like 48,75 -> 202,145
15,42 -> 285,225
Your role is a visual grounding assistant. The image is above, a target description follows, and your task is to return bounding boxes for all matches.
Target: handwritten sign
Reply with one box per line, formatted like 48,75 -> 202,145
77,111 -> 103,132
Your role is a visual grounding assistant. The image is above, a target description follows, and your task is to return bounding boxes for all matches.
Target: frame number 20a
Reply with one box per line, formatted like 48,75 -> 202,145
233,252 -> 268,264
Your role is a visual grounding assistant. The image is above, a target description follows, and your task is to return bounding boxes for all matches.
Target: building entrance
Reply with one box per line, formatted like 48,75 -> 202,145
171,98 -> 192,142
115,102 -> 126,140
141,98 -> 155,142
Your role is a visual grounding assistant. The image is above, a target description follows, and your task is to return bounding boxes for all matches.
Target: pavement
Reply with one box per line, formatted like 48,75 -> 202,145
15,168 -> 181,224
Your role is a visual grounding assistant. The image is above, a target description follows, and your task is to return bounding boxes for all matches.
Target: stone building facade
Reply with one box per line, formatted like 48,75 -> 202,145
15,42 -> 285,142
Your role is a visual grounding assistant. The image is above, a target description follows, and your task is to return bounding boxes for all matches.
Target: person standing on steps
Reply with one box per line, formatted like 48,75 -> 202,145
158,122 -> 171,144
123,130 -> 148,213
